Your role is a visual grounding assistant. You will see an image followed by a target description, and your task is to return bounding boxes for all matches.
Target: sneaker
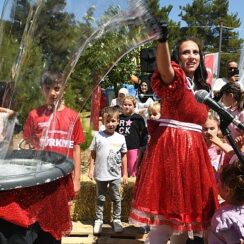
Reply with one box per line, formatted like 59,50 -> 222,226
113,219 -> 123,233
93,219 -> 103,234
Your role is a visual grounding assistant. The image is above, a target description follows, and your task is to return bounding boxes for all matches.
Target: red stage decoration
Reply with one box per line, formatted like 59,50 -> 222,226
204,53 -> 219,85
90,85 -> 102,131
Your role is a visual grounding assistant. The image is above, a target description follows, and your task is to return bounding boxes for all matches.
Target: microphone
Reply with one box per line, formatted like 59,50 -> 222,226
139,94 -> 154,98
195,89 -> 244,131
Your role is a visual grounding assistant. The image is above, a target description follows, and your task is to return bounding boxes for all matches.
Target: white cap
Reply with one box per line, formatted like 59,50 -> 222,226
118,88 -> 129,96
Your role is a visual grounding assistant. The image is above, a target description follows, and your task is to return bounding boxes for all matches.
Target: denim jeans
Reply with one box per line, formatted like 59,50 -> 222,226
95,178 -> 121,221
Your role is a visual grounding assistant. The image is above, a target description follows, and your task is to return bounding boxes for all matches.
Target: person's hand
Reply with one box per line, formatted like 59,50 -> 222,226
204,130 -> 220,144
122,174 -> 128,185
88,169 -> 94,181
229,74 -> 239,82
5,108 -> 16,119
148,15 -> 168,43
135,158 -> 141,173
135,153 -> 143,173
130,74 -> 139,84
139,108 -> 146,115
158,22 -> 168,43
73,178 -> 81,196
235,135 -> 244,151
18,139 -> 34,150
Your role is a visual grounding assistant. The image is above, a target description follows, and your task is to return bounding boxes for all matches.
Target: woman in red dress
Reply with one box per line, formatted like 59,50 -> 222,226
129,26 -> 219,243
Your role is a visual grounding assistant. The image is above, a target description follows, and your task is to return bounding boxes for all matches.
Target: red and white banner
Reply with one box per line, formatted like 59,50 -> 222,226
90,85 -> 102,131
204,52 -> 219,85
239,43 -> 244,86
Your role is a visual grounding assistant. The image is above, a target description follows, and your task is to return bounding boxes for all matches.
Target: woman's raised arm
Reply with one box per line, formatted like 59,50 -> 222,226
156,42 -> 174,84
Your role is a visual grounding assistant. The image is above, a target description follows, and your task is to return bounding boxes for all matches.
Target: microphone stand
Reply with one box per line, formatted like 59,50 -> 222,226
219,116 -> 244,165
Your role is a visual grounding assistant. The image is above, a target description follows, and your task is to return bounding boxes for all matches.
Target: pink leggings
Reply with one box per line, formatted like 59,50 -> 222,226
127,149 -> 138,177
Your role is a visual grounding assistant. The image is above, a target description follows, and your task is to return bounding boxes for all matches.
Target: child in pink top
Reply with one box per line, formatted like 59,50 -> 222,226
116,96 -> 147,177
220,82 -> 244,139
208,160 -> 244,243
203,110 -> 232,173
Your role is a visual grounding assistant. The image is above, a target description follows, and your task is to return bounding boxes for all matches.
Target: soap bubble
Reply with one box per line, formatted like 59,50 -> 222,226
0,0 -> 160,190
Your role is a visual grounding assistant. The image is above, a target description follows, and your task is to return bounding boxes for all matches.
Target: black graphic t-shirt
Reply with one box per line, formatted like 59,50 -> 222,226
116,113 -> 148,150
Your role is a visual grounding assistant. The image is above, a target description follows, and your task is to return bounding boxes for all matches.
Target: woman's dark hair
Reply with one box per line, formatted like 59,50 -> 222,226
219,82 -> 244,110
171,37 -> 209,92
220,160 -> 244,205
138,74 -> 154,103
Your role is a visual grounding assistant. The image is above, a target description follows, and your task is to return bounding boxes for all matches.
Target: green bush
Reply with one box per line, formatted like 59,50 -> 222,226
80,116 -> 93,151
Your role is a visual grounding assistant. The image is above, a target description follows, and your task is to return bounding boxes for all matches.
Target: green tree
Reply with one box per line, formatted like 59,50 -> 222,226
0,0 -> 43,125
68,4 -> 156,110
179,0 -> 243,76
11,0 -> 30,43
14,42 -> 43,125
0,32 -> 20,80
36,0 -> 79,72
0,0 -> 30,81
93,0 -> 179,98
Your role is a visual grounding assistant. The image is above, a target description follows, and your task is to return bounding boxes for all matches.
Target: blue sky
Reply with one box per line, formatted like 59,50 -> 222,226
0,0 -> 128,21
160,0 -> 244,38
1,0 -> 243,38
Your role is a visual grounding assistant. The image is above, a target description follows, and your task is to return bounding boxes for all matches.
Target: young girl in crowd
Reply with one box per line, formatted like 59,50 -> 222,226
220,82 -> 244,139
137,102 -> 161,173
116,95 -> 147,177
145,102 -> 161,147
129,26 -> 219,243
203,110 -> 232,174
222,133 -> 244,166
136,102 -> 161,236
110,88 -> 129,108
148,102 -> 161,120
136,77 -> 154,122
208,160 -> 244,243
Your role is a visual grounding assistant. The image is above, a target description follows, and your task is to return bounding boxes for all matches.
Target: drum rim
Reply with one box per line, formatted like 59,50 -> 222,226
0,149 -> 74,191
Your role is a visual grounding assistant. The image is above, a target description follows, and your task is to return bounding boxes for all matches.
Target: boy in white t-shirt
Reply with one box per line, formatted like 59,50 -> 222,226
88,106 -> 128,234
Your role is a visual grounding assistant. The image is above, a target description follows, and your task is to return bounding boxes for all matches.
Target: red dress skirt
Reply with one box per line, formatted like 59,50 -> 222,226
129,63 -> 219,233
0,174 -> 74,240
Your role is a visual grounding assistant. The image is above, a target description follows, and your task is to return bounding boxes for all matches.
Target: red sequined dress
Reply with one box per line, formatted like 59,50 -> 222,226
129,62 -> 219,233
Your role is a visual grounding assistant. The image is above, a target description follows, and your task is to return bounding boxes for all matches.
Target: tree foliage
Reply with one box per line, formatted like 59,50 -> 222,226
179,0 -> 243,76
0,0 -> 243,126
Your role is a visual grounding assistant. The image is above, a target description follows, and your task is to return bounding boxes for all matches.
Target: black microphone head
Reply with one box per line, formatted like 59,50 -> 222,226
195,89 -> 209,103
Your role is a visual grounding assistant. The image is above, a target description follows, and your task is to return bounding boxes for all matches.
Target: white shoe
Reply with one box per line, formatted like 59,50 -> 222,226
113,219 -> 123,233
94,219 -> 103,234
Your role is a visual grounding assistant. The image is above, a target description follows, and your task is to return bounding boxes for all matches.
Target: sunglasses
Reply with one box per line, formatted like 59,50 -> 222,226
228,67 -> 238,70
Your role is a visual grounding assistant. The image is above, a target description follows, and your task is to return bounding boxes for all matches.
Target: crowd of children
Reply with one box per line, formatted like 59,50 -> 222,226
87,36 -> 244,243
88,77 -> 244,243
1,63 -> 243,244
1,40 -> 244,244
